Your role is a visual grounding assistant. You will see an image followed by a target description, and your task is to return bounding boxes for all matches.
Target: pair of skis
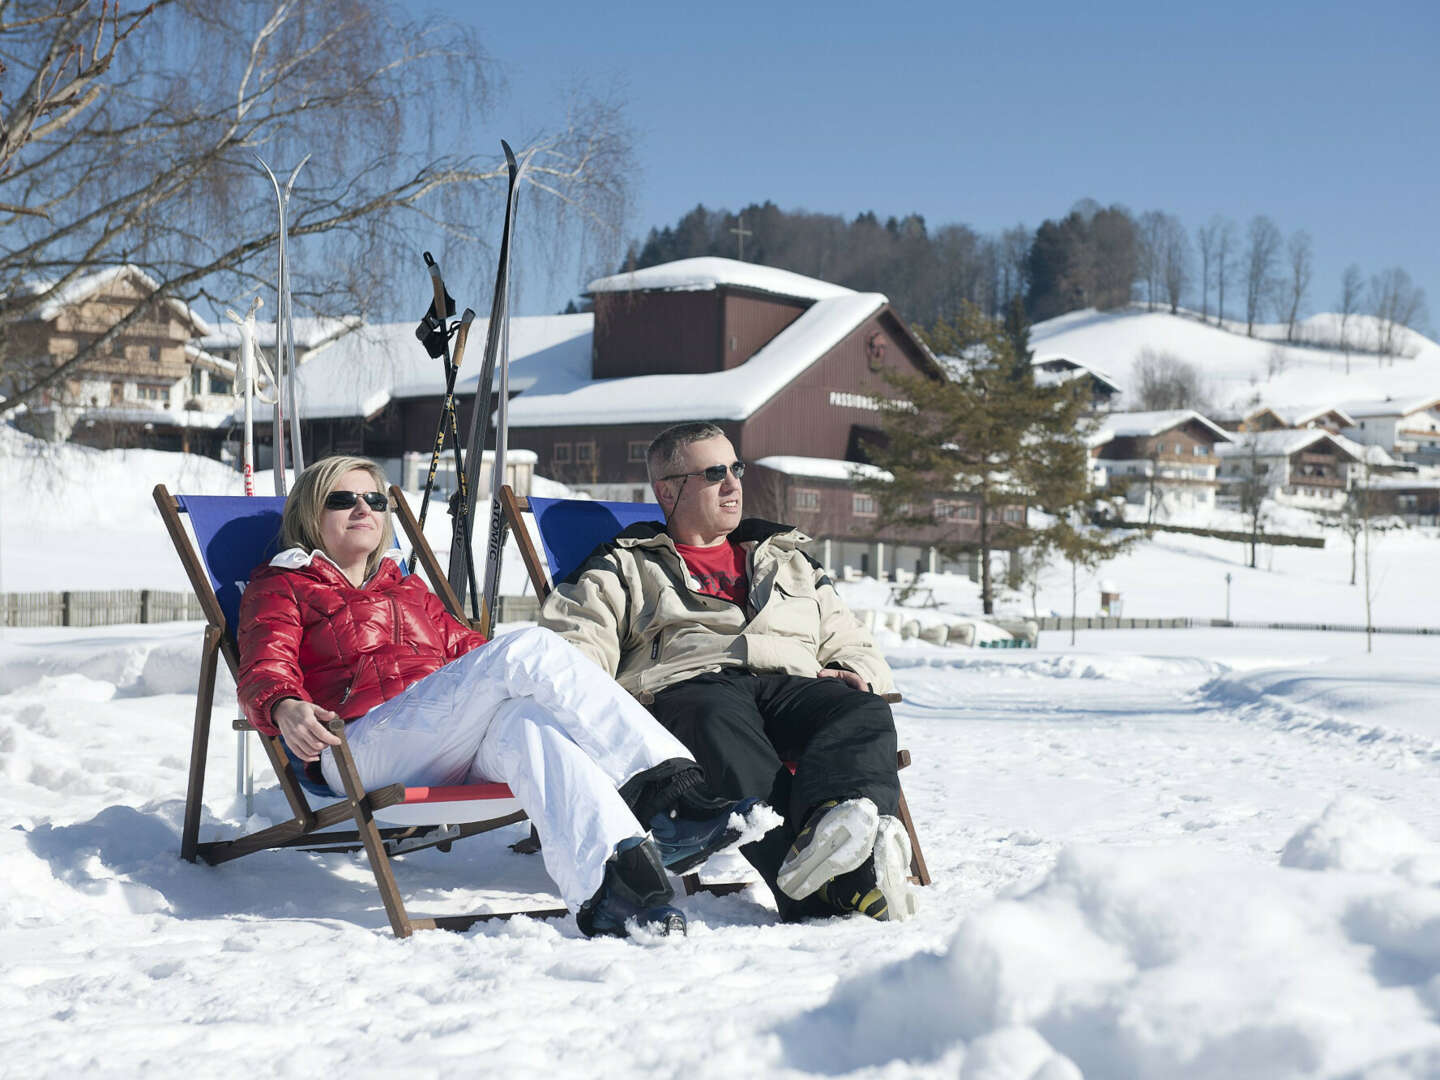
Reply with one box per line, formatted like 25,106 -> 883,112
411,140 -> 534,635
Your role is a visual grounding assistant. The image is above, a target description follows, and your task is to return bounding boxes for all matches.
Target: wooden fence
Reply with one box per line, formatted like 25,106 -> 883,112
1,590 -> 534,629
1,590 -> 205,628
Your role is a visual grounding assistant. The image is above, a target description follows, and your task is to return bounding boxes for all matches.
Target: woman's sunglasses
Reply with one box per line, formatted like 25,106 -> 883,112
661,462 -> 746,484
324,490 -> 389,512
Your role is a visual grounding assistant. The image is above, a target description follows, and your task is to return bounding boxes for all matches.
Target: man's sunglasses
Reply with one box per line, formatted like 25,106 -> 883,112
661,462 -> 746,484
324,490 -> 389,512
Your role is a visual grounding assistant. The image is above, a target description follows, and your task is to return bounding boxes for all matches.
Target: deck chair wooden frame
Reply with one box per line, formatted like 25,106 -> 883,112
492,483 -> 932,890
154,483 -> 568,937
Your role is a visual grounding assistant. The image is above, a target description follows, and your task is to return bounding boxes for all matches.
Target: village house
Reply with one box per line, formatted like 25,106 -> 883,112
1030,352 -> 1123,411
1087,410 -> 1231,518
1214,429 -> 1365,510
1340,396 -> 1440,466
1221,404 -> 1356,434
4,266 -> 232,453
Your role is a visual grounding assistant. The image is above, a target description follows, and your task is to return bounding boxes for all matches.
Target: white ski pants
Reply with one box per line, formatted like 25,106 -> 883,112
319,625 -> 693,910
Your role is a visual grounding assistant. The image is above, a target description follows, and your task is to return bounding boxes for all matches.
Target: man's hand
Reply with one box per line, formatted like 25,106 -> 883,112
817,667 -> 867,691
272,697 -> 342,761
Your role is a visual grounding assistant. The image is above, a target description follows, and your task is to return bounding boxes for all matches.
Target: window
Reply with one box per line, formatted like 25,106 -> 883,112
149,345 -> 162,363
1193,445 -> 1206,456
852,493 -> 876,517
191,370 -> 204,395
110,339 -> 126,358
628,441 -> 648,463
933,499 -> 976,522
1004,507 -> 1023,523
553,442 -> 572,464
136,384 -> 167,401
211,376 -> 231,395
793,488 -> 820,511
574,441 -> 595,464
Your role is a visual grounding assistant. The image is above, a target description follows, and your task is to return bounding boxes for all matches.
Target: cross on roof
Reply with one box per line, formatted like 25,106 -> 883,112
729,215 -> 753,261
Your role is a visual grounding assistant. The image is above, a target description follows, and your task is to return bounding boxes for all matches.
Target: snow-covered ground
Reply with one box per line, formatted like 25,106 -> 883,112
6,623 -> 1440,1077
7,433 -> 1440,1076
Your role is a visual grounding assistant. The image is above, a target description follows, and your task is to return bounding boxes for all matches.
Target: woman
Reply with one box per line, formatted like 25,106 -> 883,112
237,455 -> 764,938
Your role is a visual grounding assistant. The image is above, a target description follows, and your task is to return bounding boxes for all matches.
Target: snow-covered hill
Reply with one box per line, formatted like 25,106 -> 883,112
1031,306 -> 1440,417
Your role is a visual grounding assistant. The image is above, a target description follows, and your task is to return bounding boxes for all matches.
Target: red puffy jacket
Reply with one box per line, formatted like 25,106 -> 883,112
237,549 -> 487,736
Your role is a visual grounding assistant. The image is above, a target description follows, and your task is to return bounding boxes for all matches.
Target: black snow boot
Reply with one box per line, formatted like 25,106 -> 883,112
577,836 -> 686,939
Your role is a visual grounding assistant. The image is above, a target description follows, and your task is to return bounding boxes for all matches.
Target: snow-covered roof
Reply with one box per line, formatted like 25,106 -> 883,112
586,257 -> 855,302
1088,409 -> 1232,447
507,293 -> 887,427
13,265 -> 214,335
1031,352 -> 1123,393
184,343 -> 235,376
1338,395 -> 1440,420
1278,404 -> 1356,427
752,455 -> 892,483
76,404 -> 234,429
1214,429 -> 1360,460
200,316 -> 362,352
245,314 -> 593,422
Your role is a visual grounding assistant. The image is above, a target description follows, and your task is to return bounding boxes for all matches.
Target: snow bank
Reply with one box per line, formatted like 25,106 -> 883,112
785,803 -> 1440,1077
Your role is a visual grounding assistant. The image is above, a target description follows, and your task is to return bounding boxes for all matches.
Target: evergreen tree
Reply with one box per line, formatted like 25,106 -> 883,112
856,304 -> 1132,614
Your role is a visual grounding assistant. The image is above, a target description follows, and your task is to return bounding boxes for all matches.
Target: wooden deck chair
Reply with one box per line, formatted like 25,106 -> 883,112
153,484 -> 567,937
491,484 -> 932,890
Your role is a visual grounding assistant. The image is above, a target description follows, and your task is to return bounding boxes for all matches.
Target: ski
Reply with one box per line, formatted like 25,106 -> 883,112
255,153 -> 310,491
449,139 -> 535,632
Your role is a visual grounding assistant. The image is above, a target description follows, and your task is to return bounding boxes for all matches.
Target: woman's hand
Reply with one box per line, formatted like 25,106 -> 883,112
272,697 -> 343,761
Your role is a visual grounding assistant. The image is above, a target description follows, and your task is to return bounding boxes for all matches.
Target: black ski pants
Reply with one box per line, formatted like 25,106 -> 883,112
646,667 -> 899,920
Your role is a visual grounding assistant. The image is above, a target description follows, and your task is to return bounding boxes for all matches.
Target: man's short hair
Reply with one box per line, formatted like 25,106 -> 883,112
646,422 -> 727,484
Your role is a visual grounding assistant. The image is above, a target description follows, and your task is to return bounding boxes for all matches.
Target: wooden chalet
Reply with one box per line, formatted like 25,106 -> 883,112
4,266 -> 231,453
1088,410 -> 1231,518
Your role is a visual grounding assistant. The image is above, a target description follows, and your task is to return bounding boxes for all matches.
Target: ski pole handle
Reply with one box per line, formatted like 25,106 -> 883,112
451,309 -> 476,370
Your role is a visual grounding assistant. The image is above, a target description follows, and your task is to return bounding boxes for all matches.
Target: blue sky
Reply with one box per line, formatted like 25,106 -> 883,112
434,1 -> 1438,328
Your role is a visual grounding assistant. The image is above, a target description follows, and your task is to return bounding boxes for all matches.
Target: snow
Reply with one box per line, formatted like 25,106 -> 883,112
7,432 -> 1440,1075
1031,307 -> 1440,420
507,293 -> 886,427
12,264 -> 213,334
199,315 -> 362,352
1090,408 -> 1233,443
242,314 -> 593,422
586,256 -> 856,301
752,455 -> 892,482
1212,427 -> 1353,459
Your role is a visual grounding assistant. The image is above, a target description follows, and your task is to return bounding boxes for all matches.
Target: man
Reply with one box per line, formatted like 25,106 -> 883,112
539,421 -> 915,922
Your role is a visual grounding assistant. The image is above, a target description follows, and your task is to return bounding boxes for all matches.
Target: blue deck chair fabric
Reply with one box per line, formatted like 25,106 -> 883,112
176,495 -> 287,636
525,497 -> 664,586
176,493 -> 403,799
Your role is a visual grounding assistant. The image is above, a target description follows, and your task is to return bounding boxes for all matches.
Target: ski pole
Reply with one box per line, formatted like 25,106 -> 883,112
410,307 -> 475,573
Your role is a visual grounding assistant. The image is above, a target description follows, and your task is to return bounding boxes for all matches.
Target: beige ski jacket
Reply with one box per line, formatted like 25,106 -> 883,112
538,518 -> 895,700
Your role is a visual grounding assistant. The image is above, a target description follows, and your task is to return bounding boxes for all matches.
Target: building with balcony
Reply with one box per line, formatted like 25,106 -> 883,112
1215,429 -> 1365,510
1087,410 -> 1231,519
4,265 -> 231,452
1340,395 -> 1440,465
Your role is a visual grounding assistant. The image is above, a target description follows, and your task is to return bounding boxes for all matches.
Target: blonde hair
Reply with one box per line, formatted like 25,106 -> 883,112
281,455 -> 396,579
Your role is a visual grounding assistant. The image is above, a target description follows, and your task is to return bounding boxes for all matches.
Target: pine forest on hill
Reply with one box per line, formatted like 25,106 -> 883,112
624,200 -> 1430,361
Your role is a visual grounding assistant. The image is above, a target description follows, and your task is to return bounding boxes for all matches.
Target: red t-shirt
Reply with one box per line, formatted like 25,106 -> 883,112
674,539 -> 749,606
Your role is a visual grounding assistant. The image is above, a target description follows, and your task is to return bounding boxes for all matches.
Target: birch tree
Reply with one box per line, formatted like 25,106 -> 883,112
0,0 -> 633,417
